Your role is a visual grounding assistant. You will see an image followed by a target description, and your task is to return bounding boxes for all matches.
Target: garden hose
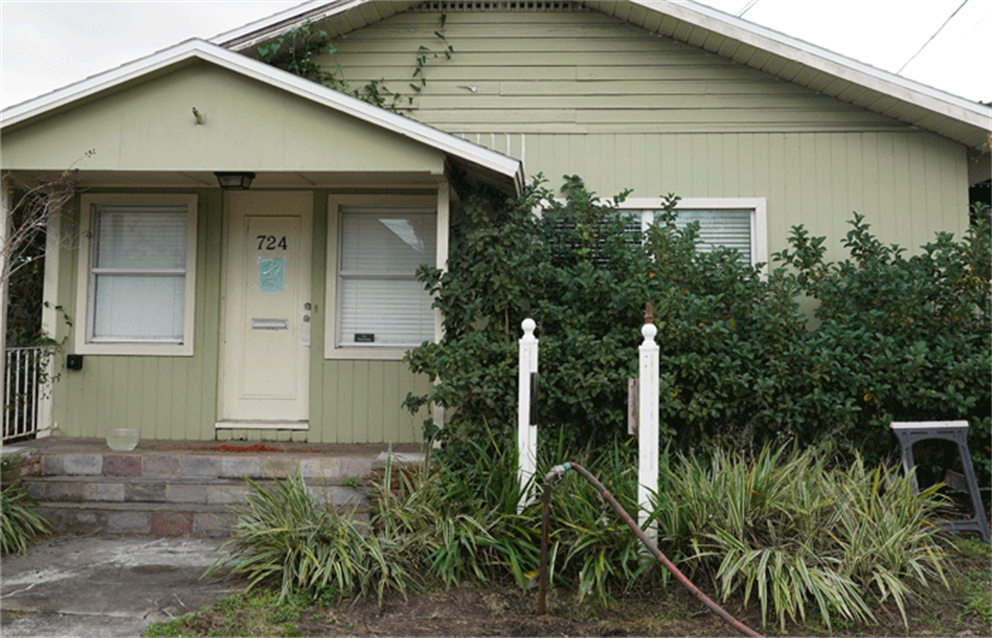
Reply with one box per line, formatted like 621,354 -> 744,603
538,462 -> 763,638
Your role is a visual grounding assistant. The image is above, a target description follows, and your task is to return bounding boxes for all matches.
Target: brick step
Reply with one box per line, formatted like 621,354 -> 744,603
23,475 -> 368,508
39,452 -> 377,482
34,497 -> 370,538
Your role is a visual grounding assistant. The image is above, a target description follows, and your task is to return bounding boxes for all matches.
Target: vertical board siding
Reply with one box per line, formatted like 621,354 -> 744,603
315,359 -> 425,443
494,130 -> 965,263
52,190 -> 222,441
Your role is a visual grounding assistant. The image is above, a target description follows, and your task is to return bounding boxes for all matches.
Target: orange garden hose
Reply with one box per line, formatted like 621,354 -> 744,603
538,462 -> 763,638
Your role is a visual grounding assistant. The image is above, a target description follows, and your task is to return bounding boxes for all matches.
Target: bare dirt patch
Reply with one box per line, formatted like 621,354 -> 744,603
207,572 -> 989,638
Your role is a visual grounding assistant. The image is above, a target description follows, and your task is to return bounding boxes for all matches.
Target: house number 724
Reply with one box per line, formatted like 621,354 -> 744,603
257,235 -> 288,250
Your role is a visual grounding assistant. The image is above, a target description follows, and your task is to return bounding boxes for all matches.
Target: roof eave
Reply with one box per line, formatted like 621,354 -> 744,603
620,0 -> 991,148
0,38 -> 523,196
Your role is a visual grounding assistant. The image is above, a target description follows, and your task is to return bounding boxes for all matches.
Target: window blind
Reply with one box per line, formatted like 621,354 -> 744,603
90,206 -> 187,341
653,209 -> 752,263
339,208 -> 436,347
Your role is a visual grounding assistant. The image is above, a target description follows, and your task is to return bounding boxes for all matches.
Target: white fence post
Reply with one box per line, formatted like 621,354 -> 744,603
638,316 -> 659,538
518,318 -> 539,512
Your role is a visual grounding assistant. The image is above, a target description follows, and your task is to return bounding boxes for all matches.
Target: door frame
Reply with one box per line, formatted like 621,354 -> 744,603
216,191 -> 313,430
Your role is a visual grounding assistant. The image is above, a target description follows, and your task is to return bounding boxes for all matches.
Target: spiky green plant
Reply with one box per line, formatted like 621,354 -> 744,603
654,444 -> 950,630
540,439 -> 655,604
209,471 -> 385,601
1,485 -> 50,555
369,440 -> 512,590
831,460 -> 949,626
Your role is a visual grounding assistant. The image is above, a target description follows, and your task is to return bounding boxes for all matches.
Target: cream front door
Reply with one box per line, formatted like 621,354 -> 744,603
218,192 -> 312,428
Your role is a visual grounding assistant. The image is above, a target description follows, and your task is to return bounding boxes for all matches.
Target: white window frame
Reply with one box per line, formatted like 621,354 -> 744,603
325,190 -> 448,361
74,193 -> 198,356
617,197 -> 768,272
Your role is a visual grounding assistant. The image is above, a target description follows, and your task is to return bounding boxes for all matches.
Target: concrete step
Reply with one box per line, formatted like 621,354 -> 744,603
34,501 -> 237,537
39,450 -> 375,482
5,438 -> 420,538
32,485 -> 370,537
23,475 -> 367,507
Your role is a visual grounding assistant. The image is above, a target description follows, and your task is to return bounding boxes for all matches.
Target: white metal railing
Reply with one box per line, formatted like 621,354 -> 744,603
3,346 -> 54,442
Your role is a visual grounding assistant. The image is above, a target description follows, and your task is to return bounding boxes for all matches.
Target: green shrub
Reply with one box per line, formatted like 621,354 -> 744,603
1,485 -> 50,555
405,176 -> 991,481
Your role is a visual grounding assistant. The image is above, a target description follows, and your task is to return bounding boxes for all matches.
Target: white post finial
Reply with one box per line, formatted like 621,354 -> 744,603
522,318 -> 536,337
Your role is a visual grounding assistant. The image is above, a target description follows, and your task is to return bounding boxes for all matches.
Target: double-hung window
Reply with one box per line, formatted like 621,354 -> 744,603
75,194 -> 197,356
326,195 -> 443,359
617,198 -> 767,268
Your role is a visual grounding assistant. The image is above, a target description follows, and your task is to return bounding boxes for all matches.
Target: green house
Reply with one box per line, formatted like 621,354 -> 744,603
2,0 -> 988,445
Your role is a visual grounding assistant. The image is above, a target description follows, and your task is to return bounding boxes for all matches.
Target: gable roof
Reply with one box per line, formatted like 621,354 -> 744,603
212,0 -> 992,151
0,38 -> 524,195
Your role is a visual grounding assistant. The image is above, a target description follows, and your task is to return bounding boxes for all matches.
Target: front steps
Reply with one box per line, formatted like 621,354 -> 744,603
16,440 -> 408,537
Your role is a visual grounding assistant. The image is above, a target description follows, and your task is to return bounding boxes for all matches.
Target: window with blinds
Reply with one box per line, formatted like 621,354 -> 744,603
89,206 -> 188,342
613,200 -> 762,266
338,208 -> 437,347
656,209 -> 753,264
75,194 -> 197,356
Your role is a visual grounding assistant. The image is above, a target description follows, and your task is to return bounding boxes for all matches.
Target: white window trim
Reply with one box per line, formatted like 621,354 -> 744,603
617,197 -> 768,273
325,190 -> 448,361
74,193 -> 198,356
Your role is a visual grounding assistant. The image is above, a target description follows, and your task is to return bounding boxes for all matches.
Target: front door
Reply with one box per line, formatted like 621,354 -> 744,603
218,192 -> 312,428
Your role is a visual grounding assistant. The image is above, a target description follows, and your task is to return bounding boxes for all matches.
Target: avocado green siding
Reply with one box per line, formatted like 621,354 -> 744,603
50,188 -> 431,443
1,63 -> 446,174
21,5 -> 974,444
316,8 -> 970,253
52,190 -> 223,441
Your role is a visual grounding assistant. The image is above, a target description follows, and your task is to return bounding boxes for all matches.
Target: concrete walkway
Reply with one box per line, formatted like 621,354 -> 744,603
1,534 -> 237,637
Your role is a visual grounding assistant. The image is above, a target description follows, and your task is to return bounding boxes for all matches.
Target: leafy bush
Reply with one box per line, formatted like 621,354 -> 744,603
655,445 -> 950,629
1,485 -> 50,555
405,177 -> 991,481
406,176 -> 669,451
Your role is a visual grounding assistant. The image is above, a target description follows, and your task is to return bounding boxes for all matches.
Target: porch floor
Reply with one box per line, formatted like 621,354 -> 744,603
2,437 -> 427,537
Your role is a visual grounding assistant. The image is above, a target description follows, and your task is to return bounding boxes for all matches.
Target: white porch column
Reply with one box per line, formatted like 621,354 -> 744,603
430,181 -> 451,439
517,318 -> 539,512
638,317 -> 659,537
37,204 -> 61,437
0,176 -> 11,436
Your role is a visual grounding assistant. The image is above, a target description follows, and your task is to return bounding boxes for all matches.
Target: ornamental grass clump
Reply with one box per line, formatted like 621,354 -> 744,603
0,485 -> 50,555
368,447 -> 505,590
655,445 -> 950,630
208,470 -> 417,603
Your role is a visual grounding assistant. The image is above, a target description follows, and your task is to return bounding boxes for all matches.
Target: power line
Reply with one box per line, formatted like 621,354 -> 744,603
737,1 -> 759,17
898,0 -> 970,74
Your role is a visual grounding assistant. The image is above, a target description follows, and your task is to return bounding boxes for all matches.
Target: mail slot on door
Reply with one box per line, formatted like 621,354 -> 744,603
251,318 -> 289,330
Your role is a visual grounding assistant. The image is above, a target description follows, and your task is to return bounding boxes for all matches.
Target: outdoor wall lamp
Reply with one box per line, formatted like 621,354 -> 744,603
214,172 -> 255,190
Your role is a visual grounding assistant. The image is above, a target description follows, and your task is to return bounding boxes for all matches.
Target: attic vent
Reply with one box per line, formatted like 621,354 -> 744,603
414,1 -> 587,12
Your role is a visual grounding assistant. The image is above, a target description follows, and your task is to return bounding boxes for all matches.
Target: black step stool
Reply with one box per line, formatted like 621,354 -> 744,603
891,421 -> 989,542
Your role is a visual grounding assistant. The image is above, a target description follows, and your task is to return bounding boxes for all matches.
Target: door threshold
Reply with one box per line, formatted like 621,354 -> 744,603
215,420 -> 309,431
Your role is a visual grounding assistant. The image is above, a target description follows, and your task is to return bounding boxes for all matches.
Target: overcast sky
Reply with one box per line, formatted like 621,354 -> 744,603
1,0 -> 990,112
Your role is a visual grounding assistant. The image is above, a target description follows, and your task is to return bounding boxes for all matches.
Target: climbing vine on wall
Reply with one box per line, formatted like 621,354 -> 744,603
257,17 -> 452,112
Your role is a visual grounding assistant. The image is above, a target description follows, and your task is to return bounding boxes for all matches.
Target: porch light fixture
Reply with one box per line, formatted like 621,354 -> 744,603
214,171 -> 255,190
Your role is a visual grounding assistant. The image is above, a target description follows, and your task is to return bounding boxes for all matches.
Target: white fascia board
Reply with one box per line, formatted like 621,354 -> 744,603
1,38 -> 210,127
209,0 -> 363,50
633,0 -> 991,130
0,38 -> 523,194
